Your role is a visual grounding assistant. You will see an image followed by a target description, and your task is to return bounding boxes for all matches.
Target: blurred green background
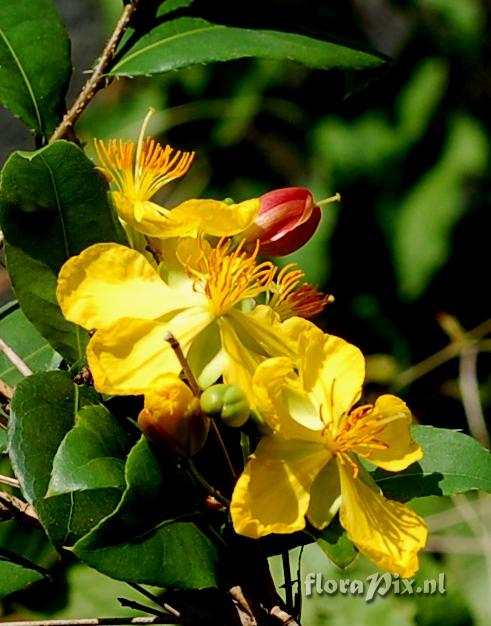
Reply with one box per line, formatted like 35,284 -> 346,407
1,0 -> 490,623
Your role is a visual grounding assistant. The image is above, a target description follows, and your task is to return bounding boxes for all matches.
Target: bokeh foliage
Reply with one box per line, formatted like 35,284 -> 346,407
0,0 -> 490,624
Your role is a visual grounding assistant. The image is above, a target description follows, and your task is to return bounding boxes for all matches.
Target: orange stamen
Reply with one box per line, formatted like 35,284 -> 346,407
186,238 -> 276,317
268,264 -> 333,320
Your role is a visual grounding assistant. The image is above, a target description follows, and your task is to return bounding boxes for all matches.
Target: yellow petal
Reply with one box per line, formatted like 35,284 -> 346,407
359,395 -> 422,471
113,193 -> 199,238
306,459 -> 341,530
252,357 -> 324,442
57,243 -> 172,330
299,329 -> 365,429
87,307 -> 212,394
338,462 -> 427,577
172,198 -> 260,236
230,436 -> 328,538
218,306 -> 299,403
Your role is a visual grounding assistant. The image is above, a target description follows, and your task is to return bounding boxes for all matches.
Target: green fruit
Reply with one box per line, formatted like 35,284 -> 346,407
200,384 -> 250,428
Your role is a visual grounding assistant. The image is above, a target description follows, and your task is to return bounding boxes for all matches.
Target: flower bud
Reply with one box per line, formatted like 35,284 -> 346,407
200,384 -> 250,428
138,374 -> 209,457
242,187 -> 321,256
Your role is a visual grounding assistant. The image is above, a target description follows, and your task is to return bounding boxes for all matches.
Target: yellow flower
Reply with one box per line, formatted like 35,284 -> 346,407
230,325 -> 428,577
57,239 -> 309,398
95,111 -> 259,239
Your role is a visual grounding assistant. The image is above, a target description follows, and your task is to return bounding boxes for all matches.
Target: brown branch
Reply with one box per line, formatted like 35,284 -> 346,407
0,337 -> 33,377
394,316 -> 491,390
0,491 -> 41,529
459,345 -> 490,448
49,0 -> 141,143
0,376 -> 14,400
0,617 -> 169,626
165,331 -> 237,481
0,474 -> 19,488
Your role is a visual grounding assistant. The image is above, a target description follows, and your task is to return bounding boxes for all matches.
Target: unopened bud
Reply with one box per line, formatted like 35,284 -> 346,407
200,384 -> 250,428
242,187 -> 321,256
138,374 -> 209,457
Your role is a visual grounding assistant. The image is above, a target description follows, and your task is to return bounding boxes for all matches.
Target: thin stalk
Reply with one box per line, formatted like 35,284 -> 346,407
49,0 -> 141,142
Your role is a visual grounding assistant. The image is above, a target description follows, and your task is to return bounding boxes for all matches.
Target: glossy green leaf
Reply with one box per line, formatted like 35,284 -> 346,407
110,17 -> 386,77
0,302 -> 59,387
74,437 -> 222,589
309,519 -> 357,569
0,0 -> 71,137
0,549 -> 46,599
372,425 -> 491,500
48,405 -> 137,496
8,371 -> 122,547
0,141 -> 126,362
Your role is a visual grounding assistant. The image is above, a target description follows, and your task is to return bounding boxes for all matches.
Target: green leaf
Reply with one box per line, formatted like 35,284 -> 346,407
0,549 -> 46,599
74,437 -> 222,589
2,246 -> 87,364
8,371 -> 122,547
0,428 -> 7,454
0,0 -> 71,137
110,17 -> 386,77
0,302 -> 59,387
48,405 -> 137,496
308,519 -> 357,569
0,141 -> 126,362
372,425 -> 491,500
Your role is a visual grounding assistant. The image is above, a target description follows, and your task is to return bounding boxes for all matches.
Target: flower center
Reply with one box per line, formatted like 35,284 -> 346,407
268,264 -> 334,320
186,239 -> 276,316
321,403 -> 397,477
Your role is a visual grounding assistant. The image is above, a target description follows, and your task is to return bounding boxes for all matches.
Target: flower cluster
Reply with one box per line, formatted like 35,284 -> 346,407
57,117 -> 427,579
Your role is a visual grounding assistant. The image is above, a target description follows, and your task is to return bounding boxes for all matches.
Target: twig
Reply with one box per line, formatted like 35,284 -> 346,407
0,617 -> 169,626
127,583 -> 181,619
459,345 -> 490,448
0,376 -> 14,399
117,598 -> 179,622
164,332 -> 201,397
165,332 -> 237,481
0,337 -> 33,376
0,491 -> 41,529
210,419 -> 237,480
394,317 -> 491,390
49,0 -> 141,142
186,459 -> 231,507
0,473 -> 19,488
281,552 -> 294,615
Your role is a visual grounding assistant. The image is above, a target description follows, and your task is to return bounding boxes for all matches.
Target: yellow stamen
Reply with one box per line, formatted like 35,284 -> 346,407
187,238 -> 276,317
94,110 -> 195,202
268,264 -> 334,320
327,403 -> 405,461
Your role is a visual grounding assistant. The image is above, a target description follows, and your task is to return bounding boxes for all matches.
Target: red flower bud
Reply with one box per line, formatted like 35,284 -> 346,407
243,187 -> 321,256
138,374 -> 209,457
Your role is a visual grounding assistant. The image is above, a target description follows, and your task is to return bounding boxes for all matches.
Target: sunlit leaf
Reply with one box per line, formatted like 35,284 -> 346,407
48,405 -> 137,496
0,0 -> 71,137
0,141 -> 126,362
110,17 -> 386,77
373,426 -> 491,500
0,302 -> 59,387
8,372 -> 122,547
